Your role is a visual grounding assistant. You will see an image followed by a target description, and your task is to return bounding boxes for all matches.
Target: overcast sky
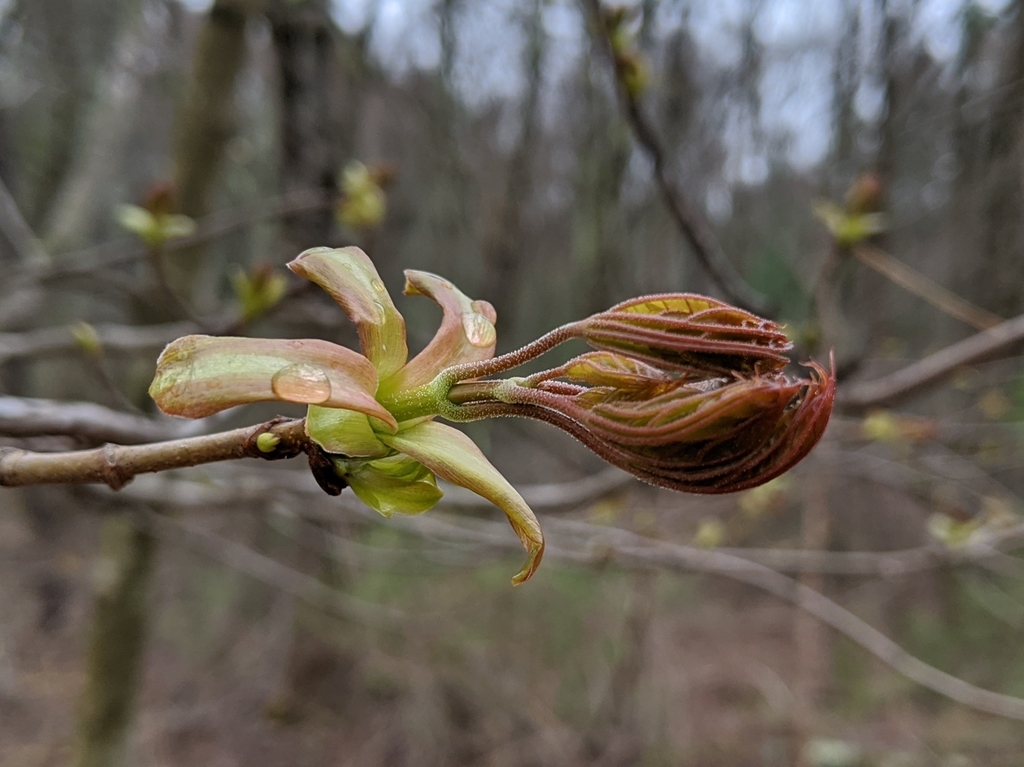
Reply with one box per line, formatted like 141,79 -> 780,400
175,0 -> 1014,188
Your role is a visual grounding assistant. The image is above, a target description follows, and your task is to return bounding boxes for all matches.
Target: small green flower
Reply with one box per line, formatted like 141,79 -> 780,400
115,204 -> 196,248
337,161 -> 388,232
812,200 -> 886,247
150,247 -> 544,584
231,263 -> 288,322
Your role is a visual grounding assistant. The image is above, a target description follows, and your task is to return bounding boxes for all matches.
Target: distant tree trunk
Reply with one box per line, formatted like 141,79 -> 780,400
76,516 -> 156,767
791,471 -> 832,767
267,0 -> 343,253
170,0 -> 252,304
572,51 -> 631,319
978,3 -> 1024,316
830,0 -> 860,192
949,4 -> 990,314
42,2 -> 150,251
28,0 -> 86,227
482,0 -> 544,338
876,0 -> 903,197
844,0 -> 907,353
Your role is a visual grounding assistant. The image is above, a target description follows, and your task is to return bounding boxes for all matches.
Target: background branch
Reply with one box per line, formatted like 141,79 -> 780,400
853,244 -> 1002,331
84,469 -> 1024,723
841,310 -> 1024,408
0,321 -> 194,365
0,395 -> 203,444
0,172 -> 49,266
3,189 -> 331,297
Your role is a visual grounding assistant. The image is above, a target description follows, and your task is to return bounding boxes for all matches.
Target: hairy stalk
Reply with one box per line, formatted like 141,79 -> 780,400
438,324 -> 578,384
377,325 -> 578,421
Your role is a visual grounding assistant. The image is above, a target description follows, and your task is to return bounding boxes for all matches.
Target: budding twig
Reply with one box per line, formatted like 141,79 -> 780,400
0,417 -> 308,488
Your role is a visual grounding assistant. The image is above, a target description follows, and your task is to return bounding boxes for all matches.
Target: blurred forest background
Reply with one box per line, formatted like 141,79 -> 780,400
4,0 -> 1024,765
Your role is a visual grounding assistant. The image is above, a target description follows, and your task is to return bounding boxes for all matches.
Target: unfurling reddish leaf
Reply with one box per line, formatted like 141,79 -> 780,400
569,294 -> 792,375
457,352 -> 834,495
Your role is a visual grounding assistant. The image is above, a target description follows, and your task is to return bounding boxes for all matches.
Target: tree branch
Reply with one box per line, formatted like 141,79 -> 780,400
0,417 -> 308,488
58,460 -> 1024,721
591,526 -> 1024,721
840,311 -> 1024,408
439,466 -> 633,510
452,512 -> 1024,721
581,0 -> 771,315
0,172 -> 49,266
853,244 -> 1002,331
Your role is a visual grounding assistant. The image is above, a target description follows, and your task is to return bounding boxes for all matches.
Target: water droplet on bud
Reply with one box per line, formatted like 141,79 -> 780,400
462,312 -> 496,348
271,363 -> 332,404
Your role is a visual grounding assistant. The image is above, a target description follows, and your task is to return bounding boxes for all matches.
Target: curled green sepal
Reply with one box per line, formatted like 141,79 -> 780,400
287,247 -> 408,379
379,270 -> 497,396
378,420 -> 544,585
333,455 -> 443,517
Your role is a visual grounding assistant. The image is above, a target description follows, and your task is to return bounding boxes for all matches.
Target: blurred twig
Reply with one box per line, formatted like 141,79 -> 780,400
0,278 -> 317,366
94,469 -> 1024,723
3,189 -> 331,295
581,0 -> 772,315
0,395 -> 208,444
145,509 -> 402,626
792,472 -> 831,756
100,468 -> 1024,577
0,321 -> 194,365
439,466 -> 633,511
853,244 -> 1002,331
0,173 -> 49,266
545,518 -> 1024,722
840,311 -> 1024,408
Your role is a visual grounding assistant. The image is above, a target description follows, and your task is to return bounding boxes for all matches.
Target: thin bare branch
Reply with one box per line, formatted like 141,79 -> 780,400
4,189 -> 331,295
853,244 -> 1002,331
145,510 -> 402,626
0,280 -> 318,365
0,417 -> 307,488
840,311 -> 1024,408
0,173 -> 49,266
99,467 -> 1024,578
581,0 -> 771,315
440,466 -> 633,510
590,527 -> 1024,721
102,469 -> 1024,722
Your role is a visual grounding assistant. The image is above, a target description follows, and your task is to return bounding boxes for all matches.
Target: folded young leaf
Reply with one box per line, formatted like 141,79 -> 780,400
150,335 -> 397,430
573,294 -> 791,374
